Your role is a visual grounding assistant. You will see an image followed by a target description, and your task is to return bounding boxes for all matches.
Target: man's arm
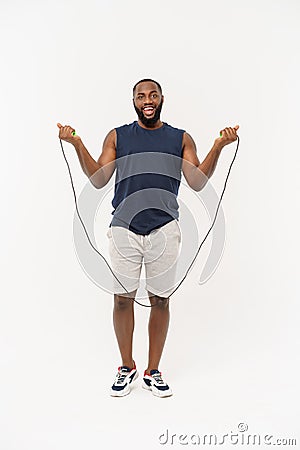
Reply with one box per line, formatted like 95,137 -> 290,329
73,129 -> 117,189
182,126 -> 239,191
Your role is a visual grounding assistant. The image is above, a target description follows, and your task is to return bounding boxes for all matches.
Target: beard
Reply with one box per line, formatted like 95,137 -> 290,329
134,99 -> 163,128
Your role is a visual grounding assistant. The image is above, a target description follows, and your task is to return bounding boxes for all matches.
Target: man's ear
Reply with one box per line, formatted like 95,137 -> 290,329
161,95 -> 164,103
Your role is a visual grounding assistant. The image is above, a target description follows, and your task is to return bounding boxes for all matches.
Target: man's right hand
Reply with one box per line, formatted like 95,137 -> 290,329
57,123 -> 81,144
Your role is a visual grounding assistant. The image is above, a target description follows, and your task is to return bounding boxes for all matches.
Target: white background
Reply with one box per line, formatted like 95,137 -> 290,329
0,0 -> 299,449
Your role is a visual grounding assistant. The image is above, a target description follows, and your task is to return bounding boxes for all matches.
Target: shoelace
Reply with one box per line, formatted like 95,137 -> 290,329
115,368 -> 130,384
152,372 -> 164,385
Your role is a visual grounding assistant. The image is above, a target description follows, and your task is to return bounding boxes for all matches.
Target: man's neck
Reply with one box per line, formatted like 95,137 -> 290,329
137,119 -> 164,130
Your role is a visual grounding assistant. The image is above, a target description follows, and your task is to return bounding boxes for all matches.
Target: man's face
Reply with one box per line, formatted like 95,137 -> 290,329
133,82 -> 164,127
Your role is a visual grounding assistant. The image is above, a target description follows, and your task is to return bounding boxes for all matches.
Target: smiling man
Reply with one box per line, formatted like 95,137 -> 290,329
133,81 -> 164,127
57,78 -> 239,398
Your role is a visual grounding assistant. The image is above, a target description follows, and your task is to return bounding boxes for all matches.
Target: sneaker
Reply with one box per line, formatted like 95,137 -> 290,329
110,362 -> 138,397
142,369 -> 173,397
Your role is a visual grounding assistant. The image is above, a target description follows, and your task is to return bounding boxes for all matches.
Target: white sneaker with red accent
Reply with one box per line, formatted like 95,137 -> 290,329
142,369 -> 173,397
110,362 -> 138,397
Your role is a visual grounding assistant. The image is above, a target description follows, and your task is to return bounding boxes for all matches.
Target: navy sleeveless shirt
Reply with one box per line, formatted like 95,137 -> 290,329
110,120 -> 185,235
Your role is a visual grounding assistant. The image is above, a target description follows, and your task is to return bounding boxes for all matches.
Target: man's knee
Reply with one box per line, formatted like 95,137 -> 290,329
114,292 -> 135,309
148,293 -> 170,309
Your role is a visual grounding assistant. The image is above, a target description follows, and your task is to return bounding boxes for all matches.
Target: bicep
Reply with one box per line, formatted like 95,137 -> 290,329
182,132 -> 201,185
96,129 -> 117,182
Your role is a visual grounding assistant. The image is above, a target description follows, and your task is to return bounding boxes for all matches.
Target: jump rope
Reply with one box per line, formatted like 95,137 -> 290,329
59,130 -> 240,308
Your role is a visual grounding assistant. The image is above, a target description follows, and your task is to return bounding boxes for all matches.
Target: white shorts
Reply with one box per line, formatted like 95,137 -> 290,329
106,219 -> 181,298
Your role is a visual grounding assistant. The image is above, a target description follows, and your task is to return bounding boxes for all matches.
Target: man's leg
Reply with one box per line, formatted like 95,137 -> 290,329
143,220 -> 180,374
113,290 -> 137,368
145,292 -> 170,374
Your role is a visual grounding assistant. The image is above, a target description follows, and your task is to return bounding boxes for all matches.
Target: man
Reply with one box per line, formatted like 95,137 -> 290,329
57,78 -> 239,398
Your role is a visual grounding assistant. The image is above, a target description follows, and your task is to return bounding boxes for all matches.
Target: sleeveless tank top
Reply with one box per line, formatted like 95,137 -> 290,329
110,120 -> 185,235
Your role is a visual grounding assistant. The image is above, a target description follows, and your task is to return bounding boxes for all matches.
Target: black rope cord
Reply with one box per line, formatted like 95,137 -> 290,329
60,134 -> 240,308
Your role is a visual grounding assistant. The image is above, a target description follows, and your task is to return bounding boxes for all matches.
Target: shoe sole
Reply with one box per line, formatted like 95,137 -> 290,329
142,381 -> 173,398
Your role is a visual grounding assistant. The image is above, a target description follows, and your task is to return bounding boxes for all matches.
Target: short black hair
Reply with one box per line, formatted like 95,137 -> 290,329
133,78 -> 162,96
